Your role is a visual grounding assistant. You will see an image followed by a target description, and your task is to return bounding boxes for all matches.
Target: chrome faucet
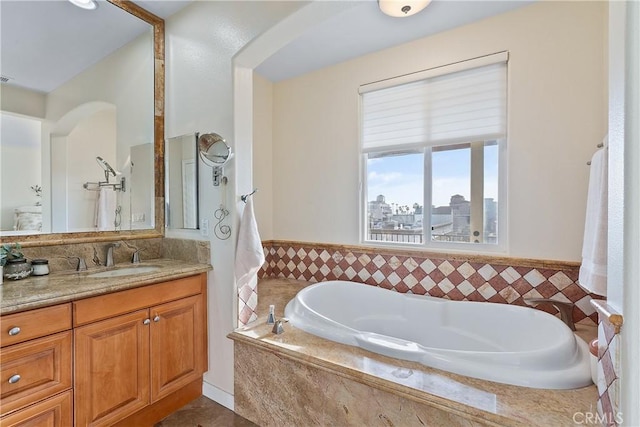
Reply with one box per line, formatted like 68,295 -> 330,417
122,241 -> 141,264
524,298 -> 576,331
105,243 -> 121,267
68,256 -> 87,271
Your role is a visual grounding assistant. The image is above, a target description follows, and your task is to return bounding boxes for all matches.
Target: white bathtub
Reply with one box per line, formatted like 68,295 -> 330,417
284,280 -> 592,389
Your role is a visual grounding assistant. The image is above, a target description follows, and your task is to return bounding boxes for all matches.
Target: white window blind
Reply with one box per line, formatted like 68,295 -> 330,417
361,53 -> 508,153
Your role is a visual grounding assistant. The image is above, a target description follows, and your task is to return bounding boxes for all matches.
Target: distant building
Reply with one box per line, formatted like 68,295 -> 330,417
450,194 -> 470,237
368,194 -> 392,223
484,198 -> 497,242
369,193 -> 496,244
429,195 -> 470,242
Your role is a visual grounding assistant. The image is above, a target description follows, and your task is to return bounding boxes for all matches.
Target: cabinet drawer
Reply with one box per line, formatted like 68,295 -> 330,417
0,305 -> 72,347
0,390 -> 72,427
73,274 -> 204,326
0,331 -> 72,415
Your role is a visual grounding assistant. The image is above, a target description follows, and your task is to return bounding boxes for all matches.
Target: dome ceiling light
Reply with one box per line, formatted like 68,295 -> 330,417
378,0 -> 432,17
69,0 -> 98,10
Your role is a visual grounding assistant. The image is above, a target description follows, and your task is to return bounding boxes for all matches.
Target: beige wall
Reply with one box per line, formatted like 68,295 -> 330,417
0,85 -> 46,119
263,1 -> 607,262
252,73 -> 274,240
46,31 -> 154,175
51,109 -> 117,232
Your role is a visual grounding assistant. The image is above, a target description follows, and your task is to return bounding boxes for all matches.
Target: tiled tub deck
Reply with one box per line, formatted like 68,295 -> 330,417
230,278 -> 598,427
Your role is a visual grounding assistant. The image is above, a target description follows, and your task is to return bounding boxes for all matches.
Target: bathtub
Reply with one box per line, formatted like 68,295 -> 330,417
284,280 -> 592,389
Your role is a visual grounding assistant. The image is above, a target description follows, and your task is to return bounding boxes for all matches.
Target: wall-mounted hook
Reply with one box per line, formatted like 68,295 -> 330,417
241,188 -> 258,203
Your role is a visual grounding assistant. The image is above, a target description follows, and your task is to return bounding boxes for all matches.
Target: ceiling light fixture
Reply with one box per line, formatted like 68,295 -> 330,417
69,0 -> 98,10
378,0 -> 431,17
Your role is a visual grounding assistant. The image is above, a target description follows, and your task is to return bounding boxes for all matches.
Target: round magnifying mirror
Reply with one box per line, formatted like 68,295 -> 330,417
198,133 -> 232,167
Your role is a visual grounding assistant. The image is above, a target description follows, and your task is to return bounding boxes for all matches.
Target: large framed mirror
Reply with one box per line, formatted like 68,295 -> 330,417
0,0 -> 164,246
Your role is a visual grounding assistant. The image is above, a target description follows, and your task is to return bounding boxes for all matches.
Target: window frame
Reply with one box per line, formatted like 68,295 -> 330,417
358,53 -> 509,254
360,139 -> 508,254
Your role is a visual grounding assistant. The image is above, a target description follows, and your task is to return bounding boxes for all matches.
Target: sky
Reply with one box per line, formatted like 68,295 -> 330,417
367,144 -> 498,209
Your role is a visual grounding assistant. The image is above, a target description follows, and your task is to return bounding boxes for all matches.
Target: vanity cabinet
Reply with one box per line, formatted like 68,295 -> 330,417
0,272 -> 208,427
0,304 -> 73,427
73,274 -> 207,427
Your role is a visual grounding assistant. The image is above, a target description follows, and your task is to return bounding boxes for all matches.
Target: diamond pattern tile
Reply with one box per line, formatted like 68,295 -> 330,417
420,259 -> 437,274
549,271 -> 573,290
500,267 -> 521,284
523,269 -> 545,287
457,262 -> 475,279
437,260 -> 455,276
477,283 -> 498,299
238,283 -> 258,327
595,308 -> 622,427
478,264 -> 498,280
258,242 -> 601,325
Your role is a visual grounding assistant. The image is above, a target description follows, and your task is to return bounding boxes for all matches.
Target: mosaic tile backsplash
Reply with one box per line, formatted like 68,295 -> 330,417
592,301 -> 623,426
259,241 -> 603,325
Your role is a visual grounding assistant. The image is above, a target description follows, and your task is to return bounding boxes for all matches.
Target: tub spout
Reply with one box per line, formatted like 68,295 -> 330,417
524,298 -> 576,331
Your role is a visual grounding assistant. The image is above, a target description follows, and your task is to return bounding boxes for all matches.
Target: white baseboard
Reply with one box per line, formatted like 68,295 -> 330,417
202,381 -> 234,411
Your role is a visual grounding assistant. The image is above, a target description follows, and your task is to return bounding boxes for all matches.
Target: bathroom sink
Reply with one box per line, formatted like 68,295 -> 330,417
85,266 -> 161,278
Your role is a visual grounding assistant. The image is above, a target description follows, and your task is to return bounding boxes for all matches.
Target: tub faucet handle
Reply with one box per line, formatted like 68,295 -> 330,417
267,305 -> 276,325
524,298 -> 576,331
272,318 -> 289,335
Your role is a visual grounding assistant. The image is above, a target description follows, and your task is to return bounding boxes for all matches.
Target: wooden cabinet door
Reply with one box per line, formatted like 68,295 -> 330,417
0,390 -> 72,427
74,309 -> 150,427
150,294 -> 204,402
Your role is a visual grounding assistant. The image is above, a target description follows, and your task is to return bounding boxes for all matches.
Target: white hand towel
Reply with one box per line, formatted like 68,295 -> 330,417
235,198 -> 265,288
578,145 -> 608,296
95,187 -> 117,231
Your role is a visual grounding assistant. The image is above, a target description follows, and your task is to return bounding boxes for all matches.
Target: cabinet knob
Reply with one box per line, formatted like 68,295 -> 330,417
143,319 -> 151,325
8,374 -> 21,384
153,315 -> 160,322
8,327 -> 21,336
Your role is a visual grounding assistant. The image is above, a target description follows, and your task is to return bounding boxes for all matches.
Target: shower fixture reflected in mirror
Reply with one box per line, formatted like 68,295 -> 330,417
83,156 -> 125,192
96,156 -> 117,181
198,133 -> 232,186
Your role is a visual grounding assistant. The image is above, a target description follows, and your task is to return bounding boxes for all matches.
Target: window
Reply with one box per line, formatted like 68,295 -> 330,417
361,53 -> 507,250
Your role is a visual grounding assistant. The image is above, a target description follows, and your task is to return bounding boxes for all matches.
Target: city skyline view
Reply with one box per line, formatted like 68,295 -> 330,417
367,144 -> 499,209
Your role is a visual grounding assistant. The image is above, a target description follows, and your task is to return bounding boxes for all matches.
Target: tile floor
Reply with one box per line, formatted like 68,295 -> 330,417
155,396 -> 256,427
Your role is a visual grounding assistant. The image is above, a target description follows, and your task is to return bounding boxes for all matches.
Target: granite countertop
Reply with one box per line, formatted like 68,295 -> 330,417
1,259 -> 211,315
230,278 -> 598,427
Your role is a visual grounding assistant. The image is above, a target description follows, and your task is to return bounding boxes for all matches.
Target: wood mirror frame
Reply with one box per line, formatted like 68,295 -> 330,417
1,0 -> 165,248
